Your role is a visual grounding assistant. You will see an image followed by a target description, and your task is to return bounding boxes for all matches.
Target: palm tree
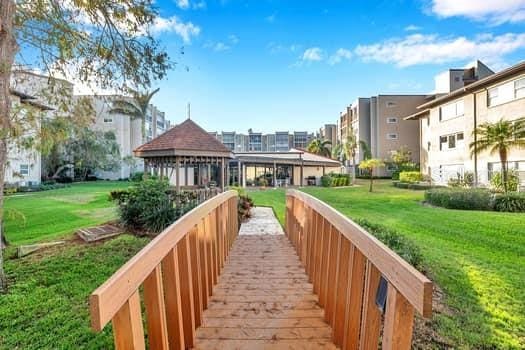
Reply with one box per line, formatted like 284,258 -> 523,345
307,138 -> 332,157
359,140 -> 372,160
358,158 -> 385,192
343,133 -> 358,184
109,88 -> 160,141
470,118 -> 525,192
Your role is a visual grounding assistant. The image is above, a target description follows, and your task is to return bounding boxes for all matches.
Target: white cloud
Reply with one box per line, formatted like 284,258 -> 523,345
328,48 -> 353,65
302,47 -> 324,62
175,0 -> 206,10
228,34 -> 239,44
204,35 -> 238,52
267,42 -> 301,54
430,0 -> 525,24
266,14 -> 276,23
150,16 -> 201,43
354,33 -> 525,67
404,24 -> 421,31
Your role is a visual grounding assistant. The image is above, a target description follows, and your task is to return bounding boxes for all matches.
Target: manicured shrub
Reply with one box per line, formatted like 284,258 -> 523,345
399,171 -> 423,183
424,188 -> 493,211
112,179 -> 176,233
448,171 -> 475,188
490,170 -> 519,192
393,182 -> 433,190
493,192 -> 525,213
238,195 -> 254,222
356,219 -> 423,270
130,172 -> 144,182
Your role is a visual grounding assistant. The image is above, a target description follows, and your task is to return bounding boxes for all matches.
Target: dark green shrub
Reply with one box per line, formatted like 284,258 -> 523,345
448,171 -> 475,188
399,171 -> 423,183
130,172 -> 144,182
493,192 -> 525,213
112,180 -> 176,233
356,219 -> 423,270
490,170 -> 519,192
238,195 -> 254,222
424,188 -> 493,211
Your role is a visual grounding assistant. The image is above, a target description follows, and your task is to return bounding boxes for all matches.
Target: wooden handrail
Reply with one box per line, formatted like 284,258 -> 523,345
90,190 -> 239,349
286,190 -> 432,350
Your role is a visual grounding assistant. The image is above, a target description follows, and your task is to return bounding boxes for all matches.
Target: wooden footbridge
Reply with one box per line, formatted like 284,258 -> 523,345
90,190 -> 432,349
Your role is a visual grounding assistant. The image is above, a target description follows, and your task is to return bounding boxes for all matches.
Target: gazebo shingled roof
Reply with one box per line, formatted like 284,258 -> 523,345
134,118 -> 233,158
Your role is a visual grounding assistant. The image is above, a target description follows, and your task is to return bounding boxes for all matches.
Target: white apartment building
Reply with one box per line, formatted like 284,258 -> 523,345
406,60 -> 525,185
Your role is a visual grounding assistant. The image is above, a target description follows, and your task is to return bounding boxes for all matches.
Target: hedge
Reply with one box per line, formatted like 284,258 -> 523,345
399,171 -> 423,183
321,173 -> 351,187
493,192 -> 525,213
393,182 -> 433,190
424,188 -> 493,211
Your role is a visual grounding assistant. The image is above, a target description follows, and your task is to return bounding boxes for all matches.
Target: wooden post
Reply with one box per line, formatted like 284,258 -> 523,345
273,161 -> 277,188
221,157 -> 226,191
300,158 -> 304,187
237,161 -> 241,187
184,158 -> 189,187
175,157 -> 180,193
112,291 -> 145,350
242,163 -> 247,187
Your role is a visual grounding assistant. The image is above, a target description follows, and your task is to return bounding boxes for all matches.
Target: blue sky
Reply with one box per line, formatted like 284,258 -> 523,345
38,0 -> 525,133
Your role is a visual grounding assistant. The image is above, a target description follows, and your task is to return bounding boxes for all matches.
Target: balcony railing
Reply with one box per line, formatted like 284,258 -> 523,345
285,190 -> 432,349
90,191 -> 239,349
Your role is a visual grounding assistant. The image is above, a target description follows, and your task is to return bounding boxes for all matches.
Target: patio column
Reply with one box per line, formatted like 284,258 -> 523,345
175,157 -> 180,192
323,166 -> 326,176
242,164 -> 247,187
221,157 -> 226,191
184,159 -> 188,186
273,161 -> 277,188
238,161 -> 242,187
300,159 -> 304,187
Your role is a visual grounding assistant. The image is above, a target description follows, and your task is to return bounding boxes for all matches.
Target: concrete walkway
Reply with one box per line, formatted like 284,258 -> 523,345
194,207 -> 337,349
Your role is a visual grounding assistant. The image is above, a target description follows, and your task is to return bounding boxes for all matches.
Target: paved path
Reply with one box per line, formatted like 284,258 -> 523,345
194,207 -> 337,349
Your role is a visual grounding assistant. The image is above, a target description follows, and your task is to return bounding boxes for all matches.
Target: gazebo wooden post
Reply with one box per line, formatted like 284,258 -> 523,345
300,157 -> 304,187
242,163 -> 247,188
144,159 -> 149,179
273,161 -> 277,188
184,158 -> 188,187
238,161 -> 241,187
221,157 -> 226,191
175,156 -> 180,192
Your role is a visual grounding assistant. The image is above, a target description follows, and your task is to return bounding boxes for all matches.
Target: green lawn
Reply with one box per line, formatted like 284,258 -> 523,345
4,181 -> 131,245
250,181 -> 525,349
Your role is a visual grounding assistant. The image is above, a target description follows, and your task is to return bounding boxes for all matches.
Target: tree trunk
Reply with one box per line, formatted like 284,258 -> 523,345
0,0 -> 17,292
369,168 -> 373,192
500,148 -> 508,193
352,154 -> 356,185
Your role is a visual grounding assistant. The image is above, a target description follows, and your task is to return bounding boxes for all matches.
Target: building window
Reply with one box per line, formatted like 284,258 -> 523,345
440,99 -> 464,121
387,117 -> 398,124
386,133 -> 398,140
386,101 -> 397,108
488,87 -> 499,106
19,164 -> 29,176
103,117 -> 113,123
427,142 -> 431,151
515,78 -> 525,99
440,132 -> 464,151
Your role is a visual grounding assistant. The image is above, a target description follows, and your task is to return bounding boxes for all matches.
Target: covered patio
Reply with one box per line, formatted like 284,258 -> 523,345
134,119 -> 234,191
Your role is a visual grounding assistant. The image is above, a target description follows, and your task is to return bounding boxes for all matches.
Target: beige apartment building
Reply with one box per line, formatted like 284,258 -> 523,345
406,60 -> 525,185
318,124 -> 337,149
339,95 -> 426,176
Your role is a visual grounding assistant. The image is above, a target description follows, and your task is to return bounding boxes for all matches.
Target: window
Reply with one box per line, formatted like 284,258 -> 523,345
19,164 -> 29,176
427,142 -> 431,151
488,87 -> 499,106
103,117 -> 113,123
440,99 -> 464,121
386,101 -> 397,108
386,133 -> 398,140
515,78 -> 525,98
387,117 -> 398,124
440,132 -> 464,151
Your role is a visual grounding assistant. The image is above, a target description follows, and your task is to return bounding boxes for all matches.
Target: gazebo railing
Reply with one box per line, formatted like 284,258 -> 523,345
285,190 -> 432,349
90,191 -> 239,349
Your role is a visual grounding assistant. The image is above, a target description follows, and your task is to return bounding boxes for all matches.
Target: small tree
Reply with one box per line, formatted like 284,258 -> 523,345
307,138 -> 332,157
359,158 -> 385,192
343,133 -> 358,185
390,146 -> 412,169
470,118 -> 525,192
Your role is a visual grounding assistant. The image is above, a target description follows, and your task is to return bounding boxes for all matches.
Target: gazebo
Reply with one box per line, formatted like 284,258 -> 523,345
133,119 -> 234,191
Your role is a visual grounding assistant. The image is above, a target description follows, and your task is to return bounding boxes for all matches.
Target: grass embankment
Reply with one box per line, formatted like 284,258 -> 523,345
4,181 -> 130,245
250,181 -> 525,349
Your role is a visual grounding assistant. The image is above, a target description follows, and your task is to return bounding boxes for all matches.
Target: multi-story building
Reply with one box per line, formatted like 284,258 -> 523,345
405,60 -> 525,185
339,95 -> 426,175
211,130 -> 314,153
88,96 -> 170,180
319,124 -> 337,149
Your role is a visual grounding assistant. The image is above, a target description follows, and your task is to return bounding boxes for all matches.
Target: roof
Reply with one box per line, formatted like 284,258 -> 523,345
10,89 -> 54,111
235,148 -> 341,167
404,108 -> 431,120
134,118 -> 233,158
419,60 -> 525,109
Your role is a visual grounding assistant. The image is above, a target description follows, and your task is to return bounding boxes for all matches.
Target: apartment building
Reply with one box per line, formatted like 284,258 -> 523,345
211,130 -> 314,153
406,60 -> 525,185
88,96 -> 171,180
339,95 -> 426,175
318,124 -> 337,149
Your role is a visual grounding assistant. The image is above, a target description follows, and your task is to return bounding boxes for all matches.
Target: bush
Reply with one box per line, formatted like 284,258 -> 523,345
391,162 -> 419,180
448,171 -> 475,188
490,170 -> 519,192
424,188 -> 493,211
130,172 -> 144,182
238,195 -> 254,222
493,192 -> 525,213
393,182 -> 433,190
399,171 -> 423,183
320,175 -> 332,187
322,173 -> 351,187
356,219 -> 423,270
112,180 -> 176,233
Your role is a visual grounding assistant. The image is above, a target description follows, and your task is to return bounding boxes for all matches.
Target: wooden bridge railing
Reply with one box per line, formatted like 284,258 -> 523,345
285,190 -> 432,350
90,191 -> 239,350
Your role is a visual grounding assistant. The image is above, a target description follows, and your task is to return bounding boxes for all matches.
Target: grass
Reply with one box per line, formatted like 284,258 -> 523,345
249,181 -> 525,349
0,235 -> 149,349
4,181 -> 131,245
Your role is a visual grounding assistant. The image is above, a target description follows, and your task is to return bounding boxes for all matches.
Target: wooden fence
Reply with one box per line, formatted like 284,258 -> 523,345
285,190 -> 432,350
90,190 -> 239,350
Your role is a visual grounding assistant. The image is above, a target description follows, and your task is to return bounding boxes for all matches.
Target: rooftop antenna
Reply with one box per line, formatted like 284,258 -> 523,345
187,103 -> 191,119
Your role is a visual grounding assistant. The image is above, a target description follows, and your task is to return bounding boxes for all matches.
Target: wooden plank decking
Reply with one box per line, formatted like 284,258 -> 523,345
194,207 -> 338,349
